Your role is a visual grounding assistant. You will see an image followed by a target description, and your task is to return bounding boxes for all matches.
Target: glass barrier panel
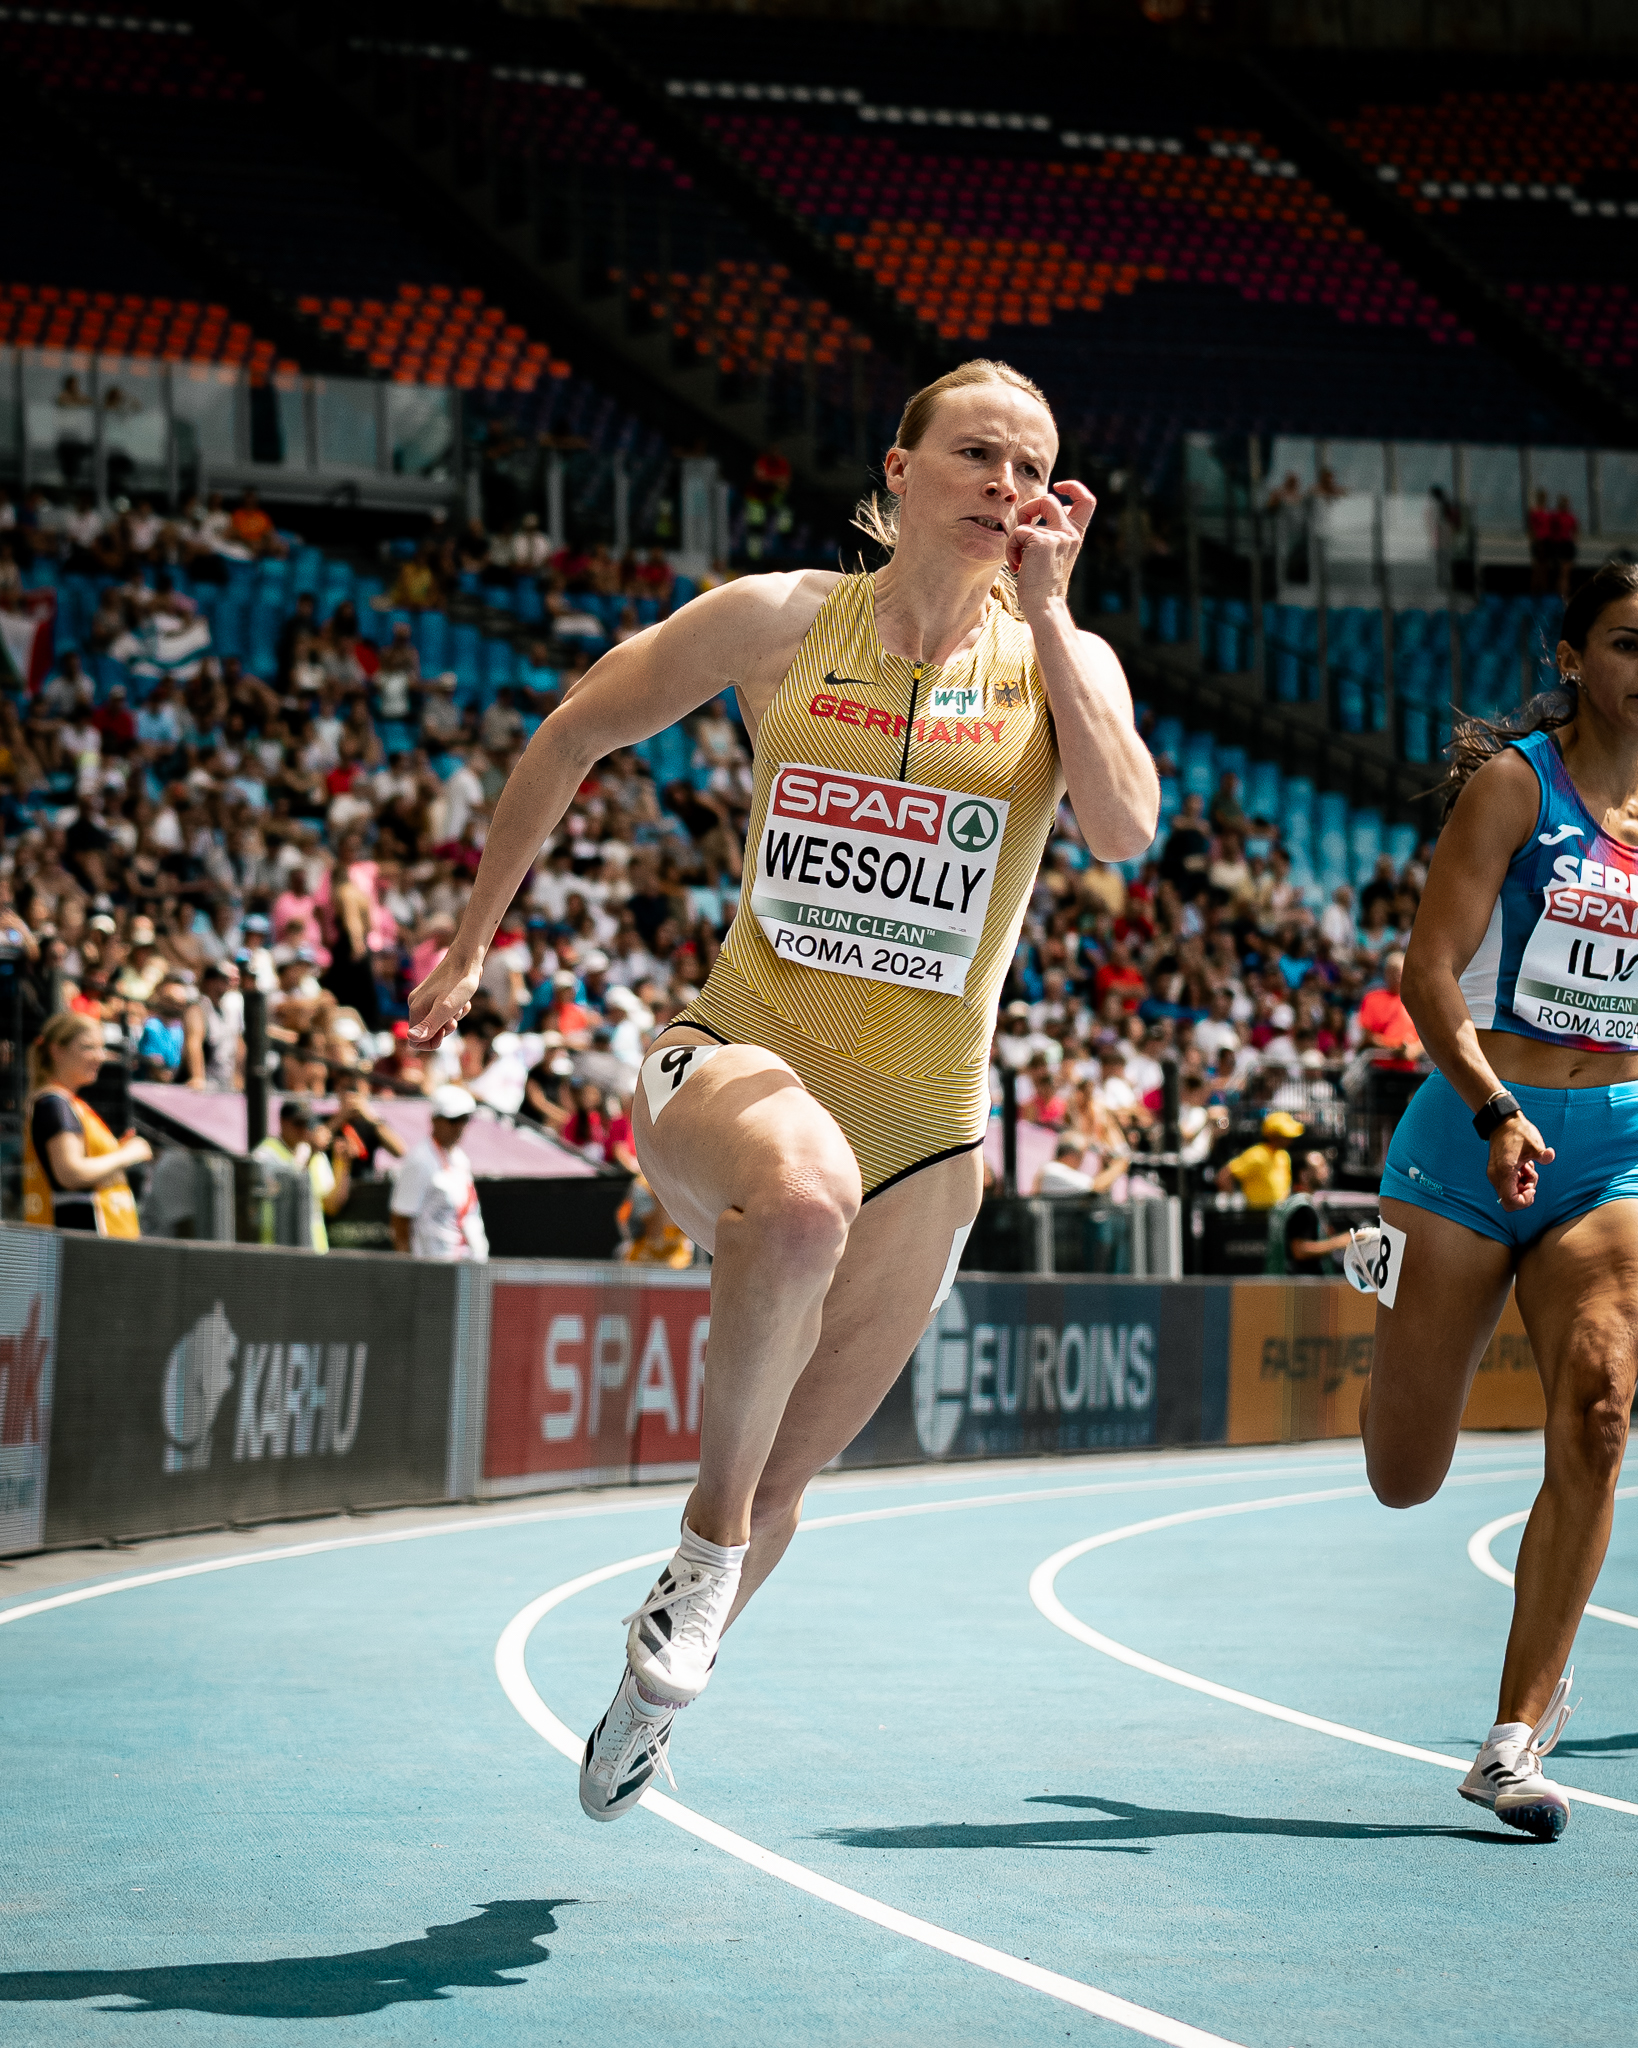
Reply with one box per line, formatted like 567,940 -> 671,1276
0,349 -> 18,479
1529,446 -> 1590,525
1462,445 -> 1525,528
1391,442 -> 1455,498
1381,493 -> 1441,567
387,384 -> 453,477
1314,492 -> 1377,562
1600,452 -> 1638,533
95,355 -> 168,501
1321,440 -> 1386,495
172,362 -> 242,482
313,379 -> 378,470
23,347 -> 96,493
272,373 -> 306,467
1267,436 -> 1317,495
1183,432 -> 1230,514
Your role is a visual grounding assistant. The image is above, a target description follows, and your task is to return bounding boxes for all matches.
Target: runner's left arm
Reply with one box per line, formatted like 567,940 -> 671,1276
1011,483 -> 1159,860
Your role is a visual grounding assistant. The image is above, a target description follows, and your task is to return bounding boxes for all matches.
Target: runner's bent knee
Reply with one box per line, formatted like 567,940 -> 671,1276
1545,1334 -> 1636,1487
725,1148 -> 858,1279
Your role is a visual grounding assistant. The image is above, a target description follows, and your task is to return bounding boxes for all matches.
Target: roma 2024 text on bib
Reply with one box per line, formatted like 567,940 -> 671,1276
750,763 -> 1011,997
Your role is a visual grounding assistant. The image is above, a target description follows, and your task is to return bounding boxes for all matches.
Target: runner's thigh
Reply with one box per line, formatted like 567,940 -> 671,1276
1365,1196 -> 1515,1504
1513,1197 -> 1638,1417
633,1030 -> 861,1254
757,1147 -> 984,1501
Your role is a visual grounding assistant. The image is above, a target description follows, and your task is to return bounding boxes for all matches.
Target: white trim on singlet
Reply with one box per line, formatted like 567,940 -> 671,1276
1458,897 -> 1504,1030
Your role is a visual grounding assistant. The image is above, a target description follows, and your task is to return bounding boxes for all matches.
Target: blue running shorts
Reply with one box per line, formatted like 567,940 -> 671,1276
1382,1069 -> 1638,1251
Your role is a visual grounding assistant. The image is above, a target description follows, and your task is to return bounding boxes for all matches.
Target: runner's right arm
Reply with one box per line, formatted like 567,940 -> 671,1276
406,573 -> 830,1044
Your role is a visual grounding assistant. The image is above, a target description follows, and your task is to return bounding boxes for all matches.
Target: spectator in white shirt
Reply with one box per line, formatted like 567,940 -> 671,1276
1193,985 -> 1241,1066
1032,1131 -> 1096,1195
390,1085 -> 489,1262
1320,884 -> 1358,954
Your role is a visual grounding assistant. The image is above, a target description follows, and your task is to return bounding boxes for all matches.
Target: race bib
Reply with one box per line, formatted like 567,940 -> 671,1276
750,762 -> 1010,998
1515,877 -> 1638,1045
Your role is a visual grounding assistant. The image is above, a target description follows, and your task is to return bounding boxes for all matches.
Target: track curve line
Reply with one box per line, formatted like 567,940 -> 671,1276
1030,1483 -> 1638,1819
1468,1484 -> 1638,1630
495,1548 -> 1250,2048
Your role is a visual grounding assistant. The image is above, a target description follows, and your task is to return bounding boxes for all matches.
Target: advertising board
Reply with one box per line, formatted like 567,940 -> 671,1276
46,1235 -> 459,1545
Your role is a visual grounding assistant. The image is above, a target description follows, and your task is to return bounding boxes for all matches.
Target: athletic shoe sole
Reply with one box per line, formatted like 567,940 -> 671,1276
1458,1782 -> 1569,1842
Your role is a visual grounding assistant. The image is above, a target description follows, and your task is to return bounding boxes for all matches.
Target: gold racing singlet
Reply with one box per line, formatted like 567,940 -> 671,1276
680,572 -> 1062,1197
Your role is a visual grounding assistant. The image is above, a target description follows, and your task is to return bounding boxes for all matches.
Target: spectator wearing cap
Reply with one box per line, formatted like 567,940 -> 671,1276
238,913 -> 277,993
185,961 -> 243,1090
390,1084 -> 488,1262
252,1097 -> 349,1253
1216,1109 -> 1306,1210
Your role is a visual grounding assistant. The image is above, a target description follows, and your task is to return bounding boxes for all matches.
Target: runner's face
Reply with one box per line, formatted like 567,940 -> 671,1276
1564,596 -> 1638,731
887,385 -> 1057,567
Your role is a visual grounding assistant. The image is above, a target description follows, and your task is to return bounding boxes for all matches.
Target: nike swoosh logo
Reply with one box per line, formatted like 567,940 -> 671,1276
823,670 -> 881,694
1539,824 -> 1584,846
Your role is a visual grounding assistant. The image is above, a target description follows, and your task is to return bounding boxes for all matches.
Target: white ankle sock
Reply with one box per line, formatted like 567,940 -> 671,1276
1487,1720 -> 1532,1748
631,1675 -> 677,1716
678,1520 -> 748,1572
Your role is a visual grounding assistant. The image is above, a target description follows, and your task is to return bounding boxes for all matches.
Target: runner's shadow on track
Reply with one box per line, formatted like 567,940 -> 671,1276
0,1899 -> 574,2019
819,1796 -> 1519,1853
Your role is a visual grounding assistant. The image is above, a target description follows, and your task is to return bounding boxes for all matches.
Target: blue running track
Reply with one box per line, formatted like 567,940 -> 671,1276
3,1438 -> 1634,2047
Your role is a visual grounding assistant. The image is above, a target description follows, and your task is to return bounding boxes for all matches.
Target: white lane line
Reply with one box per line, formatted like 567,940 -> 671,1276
1030,1480 -> 1638,1819
0,1449 -> 1540,1630
496,1552 -> 1249,2048
1468,1486 -> 1638,1629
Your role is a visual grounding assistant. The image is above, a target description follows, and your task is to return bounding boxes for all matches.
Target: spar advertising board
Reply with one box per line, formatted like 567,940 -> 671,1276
481,1264 -> 710,1492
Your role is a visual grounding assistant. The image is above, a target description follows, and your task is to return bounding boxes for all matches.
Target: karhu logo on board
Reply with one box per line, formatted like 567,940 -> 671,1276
159,1302 -> 369,1475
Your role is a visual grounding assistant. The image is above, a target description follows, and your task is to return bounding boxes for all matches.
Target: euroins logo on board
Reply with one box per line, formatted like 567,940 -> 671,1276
160,1302 -> 368,1476
911,1285 -> 1156,1458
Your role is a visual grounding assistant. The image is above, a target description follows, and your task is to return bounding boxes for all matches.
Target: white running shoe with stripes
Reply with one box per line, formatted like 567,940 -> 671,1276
624,1540 -> 742,1705
1458,1670 -> 1578,1841
579,1667 -> 678,1823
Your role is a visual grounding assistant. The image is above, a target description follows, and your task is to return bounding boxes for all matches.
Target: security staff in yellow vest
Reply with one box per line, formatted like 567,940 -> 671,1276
23,1011 -> 147,1235
252,1097 -> 351,1253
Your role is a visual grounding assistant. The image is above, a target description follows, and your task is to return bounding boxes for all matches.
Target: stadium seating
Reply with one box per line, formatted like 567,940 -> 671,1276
604,16 -> 1584,464
0,284 -> 282,374
1316,71 -> 1638,396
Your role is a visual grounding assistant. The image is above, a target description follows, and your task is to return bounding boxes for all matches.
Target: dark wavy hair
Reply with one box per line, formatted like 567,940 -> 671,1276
1437,558 -> 1638,820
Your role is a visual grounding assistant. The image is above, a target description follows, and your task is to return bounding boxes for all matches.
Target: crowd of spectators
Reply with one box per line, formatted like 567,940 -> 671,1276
0,495 -> 1434,1248
998,765 -> 1429,1202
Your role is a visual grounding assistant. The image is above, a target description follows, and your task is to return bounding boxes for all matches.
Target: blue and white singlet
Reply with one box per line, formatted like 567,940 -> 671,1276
1460,729 -> 1638,1050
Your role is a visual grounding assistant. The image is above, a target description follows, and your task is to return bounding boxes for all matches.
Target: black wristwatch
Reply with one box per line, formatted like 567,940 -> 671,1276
1472,1090 -> 1522,1141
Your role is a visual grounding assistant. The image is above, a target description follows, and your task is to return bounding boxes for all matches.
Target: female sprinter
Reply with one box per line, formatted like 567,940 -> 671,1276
1358,560 -> 1638,1841
407,360 -> 1158,1819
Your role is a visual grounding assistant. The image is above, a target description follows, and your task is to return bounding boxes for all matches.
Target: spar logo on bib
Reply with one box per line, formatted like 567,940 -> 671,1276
752,763 -> 1012,998
947,797 -> 1000,853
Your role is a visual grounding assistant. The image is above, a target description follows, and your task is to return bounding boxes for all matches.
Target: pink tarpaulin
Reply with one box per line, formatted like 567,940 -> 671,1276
131,1085 -> 597,1179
